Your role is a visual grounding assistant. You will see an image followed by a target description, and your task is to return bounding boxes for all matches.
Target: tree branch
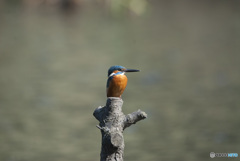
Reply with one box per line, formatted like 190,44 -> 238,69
93,97 -> 147,161
124,110 -> 147,129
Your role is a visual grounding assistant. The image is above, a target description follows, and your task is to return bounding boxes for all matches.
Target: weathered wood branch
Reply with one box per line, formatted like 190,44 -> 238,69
124,110 -> 147,129
93,97 -> 147,161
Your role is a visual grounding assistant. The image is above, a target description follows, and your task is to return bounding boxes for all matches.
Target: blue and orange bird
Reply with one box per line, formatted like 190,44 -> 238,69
106,65 -> 140,97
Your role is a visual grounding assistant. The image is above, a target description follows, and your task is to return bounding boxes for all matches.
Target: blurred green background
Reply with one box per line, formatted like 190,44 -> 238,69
0,0 -> 240,161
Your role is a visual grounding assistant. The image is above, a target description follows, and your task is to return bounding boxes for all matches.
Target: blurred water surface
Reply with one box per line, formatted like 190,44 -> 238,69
0,1 -> 240,161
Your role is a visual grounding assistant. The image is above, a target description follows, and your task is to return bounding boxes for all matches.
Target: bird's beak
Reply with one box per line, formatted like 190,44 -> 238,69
125,68 -> 140,72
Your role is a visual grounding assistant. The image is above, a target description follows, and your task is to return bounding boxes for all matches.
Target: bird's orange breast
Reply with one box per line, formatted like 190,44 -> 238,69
107,74 -> 128,97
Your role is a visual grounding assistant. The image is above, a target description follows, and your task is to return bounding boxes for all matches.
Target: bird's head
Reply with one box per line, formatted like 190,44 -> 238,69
108,65 -> 140,77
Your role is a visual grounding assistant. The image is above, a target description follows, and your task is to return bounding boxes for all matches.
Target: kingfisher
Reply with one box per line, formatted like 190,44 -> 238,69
106,65 -> 140,97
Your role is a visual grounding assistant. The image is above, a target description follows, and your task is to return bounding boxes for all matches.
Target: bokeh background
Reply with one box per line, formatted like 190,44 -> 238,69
0,0 -> 240,161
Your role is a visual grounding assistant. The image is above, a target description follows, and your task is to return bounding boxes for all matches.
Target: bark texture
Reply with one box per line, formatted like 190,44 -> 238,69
93,97 -> 147,161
